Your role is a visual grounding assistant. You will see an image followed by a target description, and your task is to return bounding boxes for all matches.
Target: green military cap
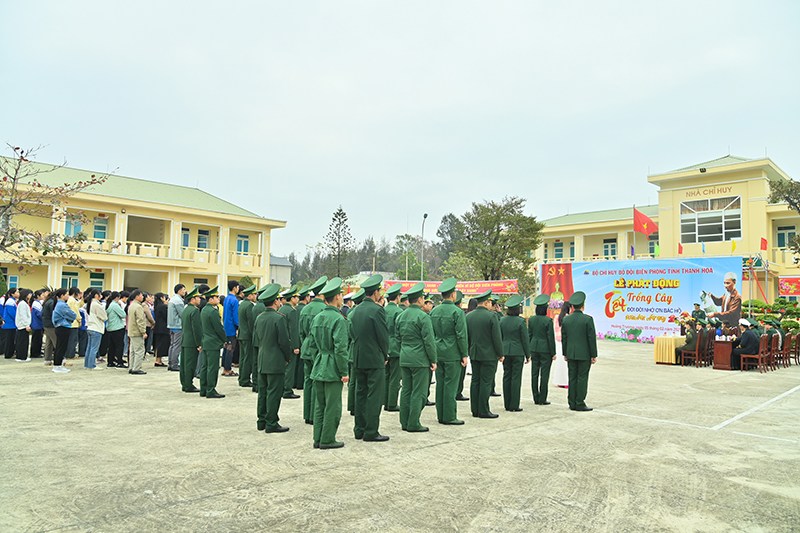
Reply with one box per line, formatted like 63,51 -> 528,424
533,293 -> 550,306
298,286 -> 311,298
748,318 -> 759,327
320,277 -> 343,297
506,295 -> 523,309
400,293 -> 409,302
204,286 -> 219,298
437,277 -> 457,295
361,274 -> 383,292
258,283 -> 282,303
697,318 -> 708,326
694,303 -> 701,306
385,283 -> 403,298
241,285 -> 256,296
185,287 -> 199,299
475,289 -> 492,303
491,294 -> 499,302
455,290 -> 464,305
352,288 -> 366,304
403,282 -> 426,301
281,285 -> 298,298
568,291 -> 586,306
309,276 -> 328,295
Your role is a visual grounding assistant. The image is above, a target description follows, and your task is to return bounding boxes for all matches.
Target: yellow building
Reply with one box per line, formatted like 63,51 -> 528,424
535,155 -> 799,301
1,162 -> 286,293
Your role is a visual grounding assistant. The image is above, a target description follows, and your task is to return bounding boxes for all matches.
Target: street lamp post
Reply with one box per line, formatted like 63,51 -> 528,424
421,213 -> 428,281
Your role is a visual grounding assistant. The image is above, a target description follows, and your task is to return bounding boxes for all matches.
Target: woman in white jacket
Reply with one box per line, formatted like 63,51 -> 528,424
15,289 -> 33,362
85,289 -> 108,370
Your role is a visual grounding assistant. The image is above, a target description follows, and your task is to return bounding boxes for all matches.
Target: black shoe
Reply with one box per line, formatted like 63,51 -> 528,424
241,382 -> 254,388
490,392 -> 501,397
200,392 -> 207,397
537,401 -> 551,405
472,413 -> 479,418
354,434 -> 363,440
455,395 -> 469,401
117,364 -> 128,369
184,387 -> 201,393
154,363 -> 166,367
129,370 -> 147,375
313,442 -> 320,449
257,424 -> 266,431
506,408 -> 523,412
425,400 -> 435,406
407,427 -> 429,432
168,367 -> 180,372
320,441 -> 345,449
283,393 -> 300,399
364,435 -> 389,442
252,388 -> 258,393
384,406 -> 399,412
305,419 -> 313,425
478,412 -> 499,419
265,425 -> 290,433
441,420 -> 465,425
206,392 -> 226,399
574,406 -> 593,412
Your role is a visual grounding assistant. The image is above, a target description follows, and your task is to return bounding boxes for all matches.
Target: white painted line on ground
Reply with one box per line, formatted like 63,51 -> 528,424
591,409 -> 711,430
731,431 -> 798,443
710,384 -> 800,430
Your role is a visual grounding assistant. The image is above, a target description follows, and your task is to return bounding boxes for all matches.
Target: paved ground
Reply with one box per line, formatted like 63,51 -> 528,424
1,341 -> 799,532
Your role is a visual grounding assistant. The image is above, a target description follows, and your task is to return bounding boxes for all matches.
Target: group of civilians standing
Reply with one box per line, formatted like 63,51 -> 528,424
0,285 -> 195,374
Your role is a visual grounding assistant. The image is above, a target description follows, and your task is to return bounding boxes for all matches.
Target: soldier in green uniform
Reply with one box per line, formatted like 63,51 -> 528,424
351,275 -> 390,441
294,287 -> 311,389
249,285 -> 270,393
281,285 -> 301,400
400,293 -> 409,310
528,293 -> 556,405
500,294 -> 529,412
396,282 -> 438,432
466,290 -> 504,418
237,285 -> 257,389
675,318 -> 698,364
561,291 -> 597,411
179,288 -> 202,393
254,284 -> 292,433
692,303 -> 706,321
383,283 -> 404,412
299,276 -> 328,425
346,288 -> 365,416
430,278 -> 468,425
454,291 -> 470,402
307,277 -> 350,449
199,287 -> 227,399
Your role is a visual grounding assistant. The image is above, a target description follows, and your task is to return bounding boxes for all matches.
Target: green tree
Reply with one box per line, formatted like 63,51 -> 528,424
1,144 -> 113,268
445,196 -> 544,295
239,275 -> 255,289
440,251 -> 480,280
323,206 -> 355,279
0,268 -> 7,296
769,179 -> 800,254
394,251 -> 427,281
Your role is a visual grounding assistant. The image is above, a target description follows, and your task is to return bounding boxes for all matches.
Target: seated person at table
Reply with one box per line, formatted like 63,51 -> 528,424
766,318 -> 785,350
731,318 -> 759,371
675,319 -> 698,364
721,321 -> 732,337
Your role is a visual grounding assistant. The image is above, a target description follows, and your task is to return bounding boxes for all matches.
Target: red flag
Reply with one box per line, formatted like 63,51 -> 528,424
761,238 -> 768,251
633,208 -> 658,237
678,243 -> 684,254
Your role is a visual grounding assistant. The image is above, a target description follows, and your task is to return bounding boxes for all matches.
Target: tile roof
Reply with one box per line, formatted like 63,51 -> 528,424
269,255 -> 293,267
542,204 -> 659,227
670,155 -> 753,172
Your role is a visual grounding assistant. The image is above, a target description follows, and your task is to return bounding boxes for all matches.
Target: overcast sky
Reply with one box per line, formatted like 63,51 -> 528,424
3,1 -> 799,257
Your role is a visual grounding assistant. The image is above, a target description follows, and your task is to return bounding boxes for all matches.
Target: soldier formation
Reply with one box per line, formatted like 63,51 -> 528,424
176,275 -> 600,449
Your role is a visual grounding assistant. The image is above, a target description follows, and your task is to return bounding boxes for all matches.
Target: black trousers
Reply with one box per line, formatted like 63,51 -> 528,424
3,328 -> 17,359
98,330 -> 110,357
107,329 -> 125,366
30,328 -> 44,357
15,329 -> 30,360
54,326 -> 72,366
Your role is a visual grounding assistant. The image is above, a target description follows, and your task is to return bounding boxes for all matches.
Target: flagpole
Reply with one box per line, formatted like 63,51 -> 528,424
632,205 -> 635,259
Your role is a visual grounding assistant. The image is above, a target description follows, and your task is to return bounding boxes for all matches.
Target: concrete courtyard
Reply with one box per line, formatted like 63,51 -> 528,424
1,340 -> 799,532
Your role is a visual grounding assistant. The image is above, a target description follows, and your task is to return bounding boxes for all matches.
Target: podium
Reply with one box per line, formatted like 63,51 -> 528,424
713,340 -> 733,370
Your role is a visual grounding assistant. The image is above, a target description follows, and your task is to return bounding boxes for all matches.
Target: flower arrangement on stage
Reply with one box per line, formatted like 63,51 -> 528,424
548,298 -> 563,310
667,311 -> 691,325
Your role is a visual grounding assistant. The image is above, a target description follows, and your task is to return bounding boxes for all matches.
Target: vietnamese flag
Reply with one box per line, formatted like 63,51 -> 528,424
633,208 -> 658,237
761,237 -> 768,251
678,243 -> 684,255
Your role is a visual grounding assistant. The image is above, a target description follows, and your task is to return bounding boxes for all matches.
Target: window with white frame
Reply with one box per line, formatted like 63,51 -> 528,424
603,238 -> 617,257
61,271 -> 79,289
236,234 -> 250,254
680,196 -> 741,243
89,272 -> 105,291
777,226 -> 796,249
181,228 -> 190,248
197,229 -> 209,249
554,242 -> 563,259
64,220 -> 82,236
93,217 -> 108,240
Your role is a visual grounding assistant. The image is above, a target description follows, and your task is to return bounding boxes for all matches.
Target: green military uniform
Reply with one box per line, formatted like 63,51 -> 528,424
561,291 -> 598,411
299,276 -> 328,424
179,288 -> 202,393
307,278 -> 350,449
237,285 -> 257,388
430,278 -> 468,425
281,285 -> 301,399
465,290 -> 504,418
250,286 -> 270,392
675,326 -> 697,364
528,293 -> 556,405
254,284 -> 293,432
396,283 -> 438,432
499,295 -> 529,412
293,287 -> 310,389
453,291 -> 469,401
692,304 -> 706,321
351,276 -> 390,441
199,287 -> 227,398
346,289 -> 365,416
383,283 -> 404,410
